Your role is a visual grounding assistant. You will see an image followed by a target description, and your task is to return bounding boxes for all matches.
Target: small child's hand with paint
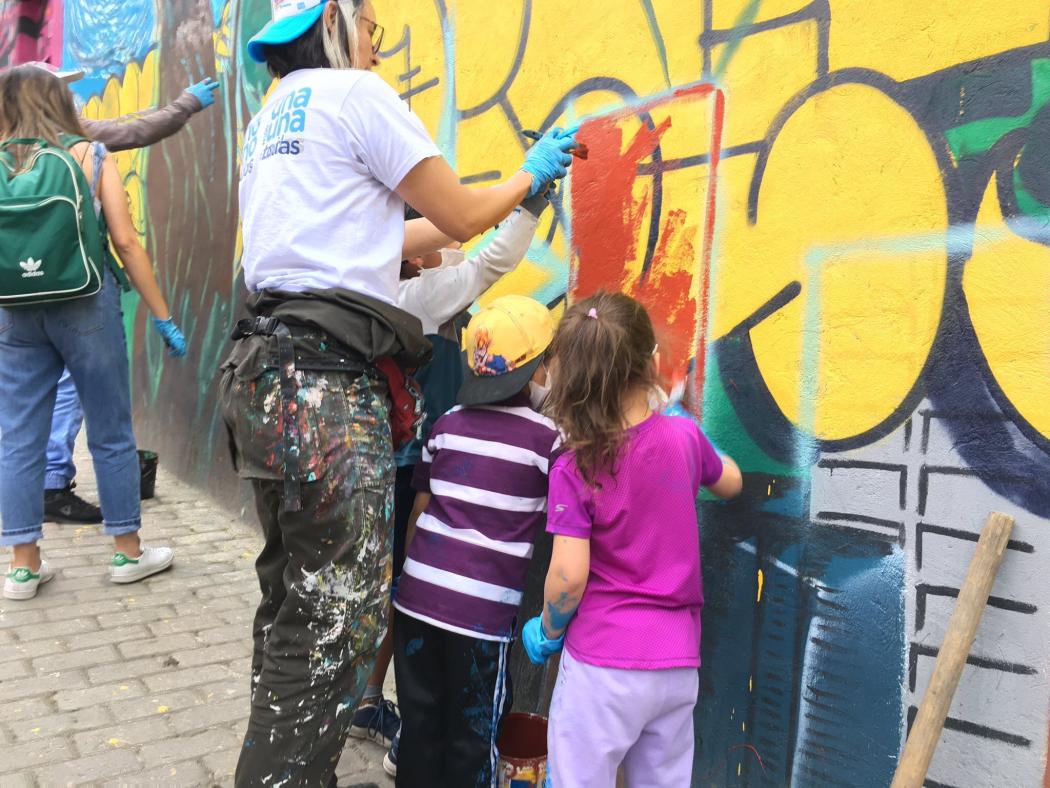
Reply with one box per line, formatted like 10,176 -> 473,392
522,615 -> 564,665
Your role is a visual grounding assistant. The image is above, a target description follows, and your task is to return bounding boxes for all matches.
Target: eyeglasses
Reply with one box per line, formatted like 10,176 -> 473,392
361,16 -> 384,54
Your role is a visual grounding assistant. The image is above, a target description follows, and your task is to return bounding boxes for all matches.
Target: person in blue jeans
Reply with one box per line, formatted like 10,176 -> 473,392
0,66 -> 187,600
25,62 -> 220,523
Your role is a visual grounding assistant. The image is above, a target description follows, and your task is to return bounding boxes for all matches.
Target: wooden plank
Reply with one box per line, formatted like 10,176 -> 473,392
891,512 -> 1016,788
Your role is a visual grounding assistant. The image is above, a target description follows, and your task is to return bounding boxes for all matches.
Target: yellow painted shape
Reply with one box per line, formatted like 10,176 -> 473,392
709,153 -> 763,337
756,568 -> 764,602
644,91 -> 714,163
648,0 -> 703,83
827,0 -> 1050,82
707,0 -> 813,29
549,299 -> 566,324
214,1 -> 233,65
965,182 -> 1050,441
81,52 -> 158,252
453,110 -> 521,191
373,1 -> 447,138
506,1 -> 678,125
714,20 -> 820,145
450,0 -> 526,111
742,83 -> 946,440
478,259 -> 551,307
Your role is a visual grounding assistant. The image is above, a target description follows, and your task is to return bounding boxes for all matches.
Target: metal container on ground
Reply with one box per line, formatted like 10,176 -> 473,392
138,450 -> 158,499
497,712 -> 548,787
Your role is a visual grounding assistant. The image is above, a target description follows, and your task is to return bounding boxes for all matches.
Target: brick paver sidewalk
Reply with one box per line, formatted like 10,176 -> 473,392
0,454 -> 394,787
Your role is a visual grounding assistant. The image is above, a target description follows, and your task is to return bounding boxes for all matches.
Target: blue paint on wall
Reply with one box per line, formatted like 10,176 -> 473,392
63,0 -> 155,81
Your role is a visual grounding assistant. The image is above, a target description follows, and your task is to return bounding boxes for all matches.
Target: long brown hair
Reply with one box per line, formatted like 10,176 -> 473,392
546,291 -> 660,487
0,65 -> 87,166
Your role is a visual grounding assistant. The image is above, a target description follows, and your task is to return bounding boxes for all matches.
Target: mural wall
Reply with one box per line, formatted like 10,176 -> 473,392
4,1 -> 1049,785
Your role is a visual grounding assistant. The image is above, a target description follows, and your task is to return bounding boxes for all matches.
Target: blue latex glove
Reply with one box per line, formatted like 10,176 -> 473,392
186,78 -> 220,109
521,126 -> 579,197
522,616 -> 564,665
152,317 -> 187,358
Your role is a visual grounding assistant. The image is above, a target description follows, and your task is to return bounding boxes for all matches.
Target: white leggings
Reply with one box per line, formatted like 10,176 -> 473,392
546,649 -> 699,787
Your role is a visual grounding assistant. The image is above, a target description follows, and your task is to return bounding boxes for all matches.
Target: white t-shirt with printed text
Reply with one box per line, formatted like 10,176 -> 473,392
238,68 -> 441,305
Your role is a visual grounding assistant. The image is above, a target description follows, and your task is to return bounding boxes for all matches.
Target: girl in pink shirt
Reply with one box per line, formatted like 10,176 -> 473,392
521,292 -> 742,787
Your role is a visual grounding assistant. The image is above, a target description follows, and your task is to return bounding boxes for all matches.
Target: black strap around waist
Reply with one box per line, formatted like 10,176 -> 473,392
273,322 -> 302,513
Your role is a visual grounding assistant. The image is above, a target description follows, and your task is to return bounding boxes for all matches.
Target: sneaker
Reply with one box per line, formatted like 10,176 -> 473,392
4,560 -> 55,600
109,546 -> 174,584
349,697 -> 400,748
44,484 -> 102,524
383,729 -> 398,778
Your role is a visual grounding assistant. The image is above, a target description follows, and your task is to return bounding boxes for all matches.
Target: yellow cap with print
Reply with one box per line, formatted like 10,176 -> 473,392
457,295 -> 554,406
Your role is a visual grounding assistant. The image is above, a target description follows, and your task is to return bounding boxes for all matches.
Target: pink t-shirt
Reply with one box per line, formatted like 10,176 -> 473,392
546,413 -> 723,670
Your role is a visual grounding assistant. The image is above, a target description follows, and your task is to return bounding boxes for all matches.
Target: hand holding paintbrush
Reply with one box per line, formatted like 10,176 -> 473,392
521,127 -> 589,160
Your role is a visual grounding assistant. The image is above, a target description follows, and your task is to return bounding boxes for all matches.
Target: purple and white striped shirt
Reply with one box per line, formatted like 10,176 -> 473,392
394,393 -> 559,641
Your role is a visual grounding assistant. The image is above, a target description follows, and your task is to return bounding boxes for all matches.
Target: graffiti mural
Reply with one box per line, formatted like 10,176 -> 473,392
5,0 -> 1050,784
0,0 -> 62,66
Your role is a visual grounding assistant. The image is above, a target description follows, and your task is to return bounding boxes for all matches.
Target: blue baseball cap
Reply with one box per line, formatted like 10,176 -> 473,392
247,0 -> 328,63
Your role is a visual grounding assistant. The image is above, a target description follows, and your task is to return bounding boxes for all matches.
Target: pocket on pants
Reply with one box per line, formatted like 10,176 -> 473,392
222,369 -> 394,486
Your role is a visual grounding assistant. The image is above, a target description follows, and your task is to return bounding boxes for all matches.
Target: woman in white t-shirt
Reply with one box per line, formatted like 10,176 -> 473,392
224,2 -> 578,786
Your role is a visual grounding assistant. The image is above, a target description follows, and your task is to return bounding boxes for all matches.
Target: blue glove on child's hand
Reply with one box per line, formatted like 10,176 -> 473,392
186,78 -> 220,109
521,126 -> 579,197
152,317 -> 187,358
522,616 -> 564,665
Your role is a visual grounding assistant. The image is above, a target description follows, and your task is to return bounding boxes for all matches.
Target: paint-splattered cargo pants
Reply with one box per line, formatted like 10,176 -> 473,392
220,367 -> 394,787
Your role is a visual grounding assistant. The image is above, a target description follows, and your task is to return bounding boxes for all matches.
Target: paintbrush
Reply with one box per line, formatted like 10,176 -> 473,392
521,128 -> 589,160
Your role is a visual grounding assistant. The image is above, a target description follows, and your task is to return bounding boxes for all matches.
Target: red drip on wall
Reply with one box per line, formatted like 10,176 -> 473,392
569,115 -> 672,298
570,110 -> 703,396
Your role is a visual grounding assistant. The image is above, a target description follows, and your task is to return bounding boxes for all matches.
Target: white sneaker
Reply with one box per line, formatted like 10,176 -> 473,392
109,546 -> 174,584
4,559 -> 55,600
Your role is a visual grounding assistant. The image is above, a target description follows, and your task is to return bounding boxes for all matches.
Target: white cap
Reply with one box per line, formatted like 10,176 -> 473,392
23,61 -> 85,84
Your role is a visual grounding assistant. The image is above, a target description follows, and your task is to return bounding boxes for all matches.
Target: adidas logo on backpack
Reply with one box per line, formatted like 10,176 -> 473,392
19,257 -> 44,278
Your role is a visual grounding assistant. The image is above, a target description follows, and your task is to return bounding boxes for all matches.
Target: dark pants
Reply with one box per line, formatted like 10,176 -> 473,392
392,463 -> 416,582
393,610 -> 513,788
223,369 -> 395,787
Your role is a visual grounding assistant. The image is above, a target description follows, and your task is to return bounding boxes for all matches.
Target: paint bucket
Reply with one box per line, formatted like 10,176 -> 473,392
497,712 -> 548,787
138,450 -> 158,500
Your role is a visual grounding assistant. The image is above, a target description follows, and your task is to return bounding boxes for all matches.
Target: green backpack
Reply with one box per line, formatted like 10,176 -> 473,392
0,135 -> 106,306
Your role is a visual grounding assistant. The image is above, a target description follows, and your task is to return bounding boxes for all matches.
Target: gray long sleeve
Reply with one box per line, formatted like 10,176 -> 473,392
81,91 -> 203,152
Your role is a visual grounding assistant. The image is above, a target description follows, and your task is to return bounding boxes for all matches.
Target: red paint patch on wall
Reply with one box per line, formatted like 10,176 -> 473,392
2,0 -> 64,67
569,83 -> 723,414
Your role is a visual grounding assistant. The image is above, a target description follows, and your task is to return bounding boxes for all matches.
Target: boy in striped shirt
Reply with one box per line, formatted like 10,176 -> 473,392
393,295 -> 558,788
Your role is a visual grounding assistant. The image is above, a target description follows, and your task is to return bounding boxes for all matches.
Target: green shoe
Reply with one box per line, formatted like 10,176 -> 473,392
4,560 -> 55,600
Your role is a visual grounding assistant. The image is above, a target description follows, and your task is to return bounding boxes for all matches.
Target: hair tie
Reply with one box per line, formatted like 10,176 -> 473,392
587,308 -> 598,319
